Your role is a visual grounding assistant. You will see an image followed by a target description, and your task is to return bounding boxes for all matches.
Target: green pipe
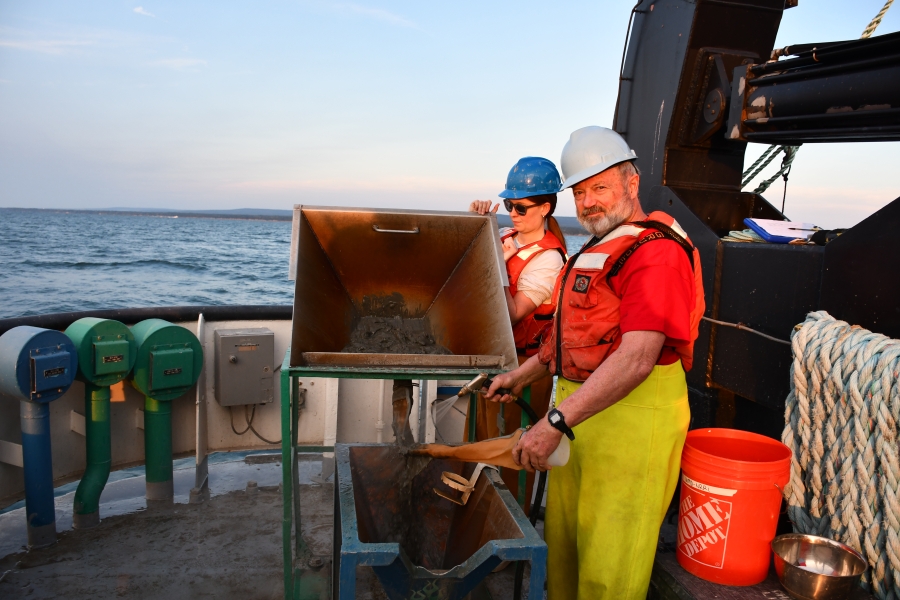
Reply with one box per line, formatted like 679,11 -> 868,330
280,359 -> 293,598
144,396 -> 173,501
73,384 -> 111,529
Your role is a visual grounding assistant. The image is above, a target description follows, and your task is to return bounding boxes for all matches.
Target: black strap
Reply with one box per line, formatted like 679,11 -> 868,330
548,408 -> 576,441
553,235 -> 603,377
642,221 -> 695,265
551,222 -> 693,376
533,313 -> 554,321
515,342 -> 541,354
606,220 -> 695,281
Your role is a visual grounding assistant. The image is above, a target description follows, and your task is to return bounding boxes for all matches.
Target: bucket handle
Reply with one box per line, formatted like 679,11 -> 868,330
774,483 -> 790,514
373,225 -> 420,234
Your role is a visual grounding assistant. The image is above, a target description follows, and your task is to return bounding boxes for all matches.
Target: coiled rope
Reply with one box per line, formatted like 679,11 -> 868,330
721,228 -> 766,243
783,311 -> 900,599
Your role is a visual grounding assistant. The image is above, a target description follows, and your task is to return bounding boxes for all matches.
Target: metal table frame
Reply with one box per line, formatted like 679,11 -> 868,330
279,349 -> 535,600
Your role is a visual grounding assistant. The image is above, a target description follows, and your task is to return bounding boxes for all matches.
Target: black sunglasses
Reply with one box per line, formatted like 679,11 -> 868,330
503,199 -> 543,216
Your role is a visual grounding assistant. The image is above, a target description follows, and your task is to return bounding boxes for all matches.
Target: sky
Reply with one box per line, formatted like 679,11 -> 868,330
0,1 -> 898,229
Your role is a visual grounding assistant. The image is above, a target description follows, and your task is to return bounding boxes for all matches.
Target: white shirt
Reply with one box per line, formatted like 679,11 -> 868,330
502,228 -> 565,307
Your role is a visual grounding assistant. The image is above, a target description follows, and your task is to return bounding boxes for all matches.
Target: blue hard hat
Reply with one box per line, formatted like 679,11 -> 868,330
498,157 -> 562,199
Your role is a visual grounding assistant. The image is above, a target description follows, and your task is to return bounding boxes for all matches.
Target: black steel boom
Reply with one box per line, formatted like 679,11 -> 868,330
728,31 -> 900,144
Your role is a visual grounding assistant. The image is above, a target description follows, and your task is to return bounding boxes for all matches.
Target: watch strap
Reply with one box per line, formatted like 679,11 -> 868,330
548,408 -> 575,441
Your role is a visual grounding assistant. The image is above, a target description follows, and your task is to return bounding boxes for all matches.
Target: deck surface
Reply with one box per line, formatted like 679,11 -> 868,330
650,551 -> 872,600
0,454 -> 537,599
1,483 -> 291,599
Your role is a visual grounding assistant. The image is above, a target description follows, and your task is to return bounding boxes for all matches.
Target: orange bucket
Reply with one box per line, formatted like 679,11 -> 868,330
676,428 -> 791,585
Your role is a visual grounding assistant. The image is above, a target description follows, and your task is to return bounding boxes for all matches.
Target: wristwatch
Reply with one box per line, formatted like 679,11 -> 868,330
547,408 -> 575,441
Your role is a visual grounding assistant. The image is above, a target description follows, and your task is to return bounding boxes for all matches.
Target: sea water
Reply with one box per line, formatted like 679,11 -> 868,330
0,208 -> 589,319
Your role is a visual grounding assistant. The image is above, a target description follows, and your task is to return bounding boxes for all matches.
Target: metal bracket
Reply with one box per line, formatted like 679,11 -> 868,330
673,47 -> 758,146
193,313 -> 210,504
686,52 -> 731,145
0,439 -> 23,468
726,64 -> 751,141
70,410 -> 86,437
371,225 -> 419,234
315,379 -> 338,482
322,379 -> 338,479
433,463 -> 498,505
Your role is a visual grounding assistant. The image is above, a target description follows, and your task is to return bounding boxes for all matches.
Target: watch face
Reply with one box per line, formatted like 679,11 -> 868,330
550,413 -> 560,424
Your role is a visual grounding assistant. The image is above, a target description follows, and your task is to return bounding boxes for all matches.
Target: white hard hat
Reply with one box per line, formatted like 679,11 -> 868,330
560,126 -> 638,189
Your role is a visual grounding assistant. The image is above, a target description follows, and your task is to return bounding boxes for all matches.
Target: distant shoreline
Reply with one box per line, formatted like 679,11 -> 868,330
0,207 -> 292,223
0,206 -> 590,234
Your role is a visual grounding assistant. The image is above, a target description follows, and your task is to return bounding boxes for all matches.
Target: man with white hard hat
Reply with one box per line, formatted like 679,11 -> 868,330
486,126 -> 705,599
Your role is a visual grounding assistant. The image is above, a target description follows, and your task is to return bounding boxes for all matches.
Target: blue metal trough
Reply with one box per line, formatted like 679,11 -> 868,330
333,443 -> 547,600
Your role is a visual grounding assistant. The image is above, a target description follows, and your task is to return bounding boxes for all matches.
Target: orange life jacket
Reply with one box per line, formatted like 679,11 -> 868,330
502,229 -> 568,357
538,211 -> 705,382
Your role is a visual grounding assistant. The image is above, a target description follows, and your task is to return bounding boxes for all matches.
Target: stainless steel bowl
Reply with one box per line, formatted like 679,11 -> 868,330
772,534 -> 867,600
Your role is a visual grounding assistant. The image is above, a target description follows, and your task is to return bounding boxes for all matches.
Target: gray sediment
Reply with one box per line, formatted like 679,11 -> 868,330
341,316 -> 451,355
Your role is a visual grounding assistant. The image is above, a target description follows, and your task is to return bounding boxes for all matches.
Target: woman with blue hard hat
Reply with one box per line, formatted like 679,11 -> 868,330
466,156 -> 568,514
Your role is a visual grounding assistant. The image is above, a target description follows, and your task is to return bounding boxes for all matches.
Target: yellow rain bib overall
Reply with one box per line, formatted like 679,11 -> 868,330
545,361 -> 690,600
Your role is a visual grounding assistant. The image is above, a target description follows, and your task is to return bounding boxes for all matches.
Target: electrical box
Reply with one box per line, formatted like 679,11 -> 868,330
65,317 -> 137,386
93,340 -> 130,377
150,347 -> 195,392
214,328 -> 275,407
0,326 -> 78,403
130,319 -> 203,402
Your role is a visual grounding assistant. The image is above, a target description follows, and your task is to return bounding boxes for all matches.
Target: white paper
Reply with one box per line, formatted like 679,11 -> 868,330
747,218 -> 819,240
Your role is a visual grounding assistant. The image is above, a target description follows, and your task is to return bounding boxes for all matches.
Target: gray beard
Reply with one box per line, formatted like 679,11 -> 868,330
577,197 -> 633,239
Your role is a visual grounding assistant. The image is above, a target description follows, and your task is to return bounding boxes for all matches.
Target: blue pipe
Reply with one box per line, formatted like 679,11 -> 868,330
20,400 -> 57,548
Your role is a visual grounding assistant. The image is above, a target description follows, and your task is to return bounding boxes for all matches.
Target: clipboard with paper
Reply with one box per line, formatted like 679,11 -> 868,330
743,218 -> 820,243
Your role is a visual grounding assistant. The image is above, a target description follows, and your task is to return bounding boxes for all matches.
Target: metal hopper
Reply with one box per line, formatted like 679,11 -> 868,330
333,444 -> 547,600
288,206 -> 518,373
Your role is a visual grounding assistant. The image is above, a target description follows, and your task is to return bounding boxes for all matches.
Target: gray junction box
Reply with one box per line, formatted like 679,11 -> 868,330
213,328 -> 275,407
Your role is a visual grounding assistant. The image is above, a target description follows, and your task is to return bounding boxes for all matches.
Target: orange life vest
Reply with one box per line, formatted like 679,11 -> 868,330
502,229 -> 568,357
538,211 -> 705,382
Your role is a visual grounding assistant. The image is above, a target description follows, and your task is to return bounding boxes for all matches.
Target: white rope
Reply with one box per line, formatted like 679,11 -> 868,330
862,0 -> 895,39
722,229 -> 766,243
784,312 -> 900,598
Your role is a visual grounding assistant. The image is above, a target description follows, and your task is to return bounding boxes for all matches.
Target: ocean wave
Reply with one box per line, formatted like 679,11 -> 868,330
209,271 -> 264,282
1,211 -> 296,317
20,259 -> 207,272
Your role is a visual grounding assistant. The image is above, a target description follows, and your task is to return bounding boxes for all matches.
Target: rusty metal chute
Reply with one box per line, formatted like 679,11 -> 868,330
289,206 -> 518,373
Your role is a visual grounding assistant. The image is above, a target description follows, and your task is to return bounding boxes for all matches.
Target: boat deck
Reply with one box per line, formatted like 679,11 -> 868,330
0,452 -> 537,599
649,551 -> 873,600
